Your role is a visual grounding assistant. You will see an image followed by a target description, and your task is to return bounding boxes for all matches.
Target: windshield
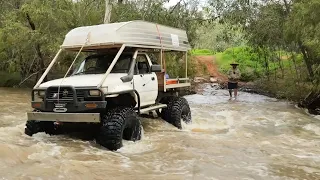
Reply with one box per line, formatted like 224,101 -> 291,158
73,54 -> 132,75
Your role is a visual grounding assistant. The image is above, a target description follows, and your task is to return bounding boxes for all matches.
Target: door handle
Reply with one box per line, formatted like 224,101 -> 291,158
151,77 -> 155,81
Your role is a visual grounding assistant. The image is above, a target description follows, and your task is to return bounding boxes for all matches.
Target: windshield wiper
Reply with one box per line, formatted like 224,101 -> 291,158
73,70 -> 106,75
72,72 -> 85,76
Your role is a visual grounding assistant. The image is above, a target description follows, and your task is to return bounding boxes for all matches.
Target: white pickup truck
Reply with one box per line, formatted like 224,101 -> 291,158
25,20 -> 192,150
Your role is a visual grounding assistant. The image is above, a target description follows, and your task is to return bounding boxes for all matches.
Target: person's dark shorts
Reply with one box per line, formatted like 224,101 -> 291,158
228,82 -> 238,89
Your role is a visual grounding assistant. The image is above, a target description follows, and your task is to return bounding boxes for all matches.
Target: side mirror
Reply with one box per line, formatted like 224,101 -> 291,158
120,74 -> 133,83
150,65 -> 161,72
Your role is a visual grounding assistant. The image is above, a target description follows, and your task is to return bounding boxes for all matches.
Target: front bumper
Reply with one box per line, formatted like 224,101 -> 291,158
31,101 -> 107,112
27,112 -> 100,123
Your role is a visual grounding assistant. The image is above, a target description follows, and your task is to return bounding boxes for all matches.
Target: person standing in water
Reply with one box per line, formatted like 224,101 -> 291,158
227,62 -> 241,99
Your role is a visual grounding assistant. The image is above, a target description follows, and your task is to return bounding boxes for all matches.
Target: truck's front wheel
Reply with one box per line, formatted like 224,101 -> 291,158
25,120 -> 56,136
25,109 -> 62,136
96,107 -> 142,151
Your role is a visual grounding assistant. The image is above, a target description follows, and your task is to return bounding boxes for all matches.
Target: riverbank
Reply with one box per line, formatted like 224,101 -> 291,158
192,55 -> 320,116
189,79 -> 320,117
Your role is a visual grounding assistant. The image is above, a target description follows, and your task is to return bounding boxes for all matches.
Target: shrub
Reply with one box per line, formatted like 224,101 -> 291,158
0,71 -> 21,87
215,46 -> 263,81
161,52 -> 197,79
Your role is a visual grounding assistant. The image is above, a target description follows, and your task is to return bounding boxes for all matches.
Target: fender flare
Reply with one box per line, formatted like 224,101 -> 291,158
105,90 -> 141,114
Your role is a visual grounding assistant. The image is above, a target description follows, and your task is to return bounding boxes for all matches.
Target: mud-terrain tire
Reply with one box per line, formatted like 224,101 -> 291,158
25,110 -> 61,136
159,96 -> 175,120
25,120 -> 56,136
160,97 -> 192,129
96,107 -> 142,151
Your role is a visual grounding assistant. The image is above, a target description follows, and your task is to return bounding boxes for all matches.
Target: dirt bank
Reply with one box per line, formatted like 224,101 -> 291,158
191,55 -> 319,115
191,55 -> 252,92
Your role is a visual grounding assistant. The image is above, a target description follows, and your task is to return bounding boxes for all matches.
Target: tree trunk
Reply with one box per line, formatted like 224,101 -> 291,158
26,13 -> 47,82
19,54 -> 26,79
299,91 -> 320,115
298,41 -> 314,79
104,0 -> 112,23
35,72 -> 39,85
277,49 -> 284,78
35,44 -> 46,82
282,0 -> 291,14
291,52 -> 300,79
263,48 -> 270,79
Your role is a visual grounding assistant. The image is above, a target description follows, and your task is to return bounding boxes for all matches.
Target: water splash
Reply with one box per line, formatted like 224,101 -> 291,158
0,87 -> 319,180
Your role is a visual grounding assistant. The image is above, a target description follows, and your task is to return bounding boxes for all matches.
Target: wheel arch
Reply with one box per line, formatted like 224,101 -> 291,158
105,90 -> 141,113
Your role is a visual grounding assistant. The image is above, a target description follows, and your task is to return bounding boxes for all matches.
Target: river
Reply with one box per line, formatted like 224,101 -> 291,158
0,84 -> 319,180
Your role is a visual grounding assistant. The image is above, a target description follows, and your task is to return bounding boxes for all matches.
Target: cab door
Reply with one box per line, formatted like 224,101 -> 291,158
133,53 -> 158,107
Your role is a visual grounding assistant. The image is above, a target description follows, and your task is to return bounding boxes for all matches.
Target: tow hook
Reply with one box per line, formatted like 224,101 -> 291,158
54,121 -> 63,126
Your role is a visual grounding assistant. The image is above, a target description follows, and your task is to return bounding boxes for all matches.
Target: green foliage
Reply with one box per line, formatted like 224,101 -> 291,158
214,46 -> 307,82
256,69 -> 315,102
204,0 -> 319,103
285,0 -> 320,60
215,46 -> 263,81
0,71 -> 21,87
206,0 -> 319,80
190,49 -> 215,56
164,52 -> 197,79
192,21 -> 247,51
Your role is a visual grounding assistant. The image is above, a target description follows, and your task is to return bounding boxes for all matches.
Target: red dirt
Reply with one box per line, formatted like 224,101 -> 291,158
193,55 -> 228,82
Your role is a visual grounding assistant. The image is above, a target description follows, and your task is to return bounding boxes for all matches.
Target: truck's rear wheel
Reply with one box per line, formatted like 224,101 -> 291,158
161,97 -> 192,129
96,107 -> 142,151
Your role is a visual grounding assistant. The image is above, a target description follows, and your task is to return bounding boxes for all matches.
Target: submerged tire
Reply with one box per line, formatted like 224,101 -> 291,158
160,97 -> 192,129
25,109 -> 62,136
159,96 -> 174,120
96,107 -> 142,151
24,120 -> 56,136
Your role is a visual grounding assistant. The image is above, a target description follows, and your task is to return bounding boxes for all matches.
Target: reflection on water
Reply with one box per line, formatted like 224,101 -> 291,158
0,85 -> 319,180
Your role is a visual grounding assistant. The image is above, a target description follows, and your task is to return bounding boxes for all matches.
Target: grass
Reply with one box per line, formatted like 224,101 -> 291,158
255,68 -> 315,102
214,47 -> 263,81
213,46 -> 305,82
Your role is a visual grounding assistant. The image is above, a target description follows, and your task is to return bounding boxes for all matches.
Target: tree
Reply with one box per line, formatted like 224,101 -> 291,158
206,0 -> 320,81
285,0 -> 320,79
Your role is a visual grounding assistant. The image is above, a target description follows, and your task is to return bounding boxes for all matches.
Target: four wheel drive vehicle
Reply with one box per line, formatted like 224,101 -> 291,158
25,20 -> 192,150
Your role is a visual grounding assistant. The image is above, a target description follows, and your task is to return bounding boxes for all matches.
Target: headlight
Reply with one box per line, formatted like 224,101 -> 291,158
34,90 -> 45,101
38,91 -> 45,97
89,90 -> 101,96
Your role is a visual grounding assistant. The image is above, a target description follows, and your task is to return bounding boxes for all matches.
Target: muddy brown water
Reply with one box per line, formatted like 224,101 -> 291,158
0,84 -> 319,180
